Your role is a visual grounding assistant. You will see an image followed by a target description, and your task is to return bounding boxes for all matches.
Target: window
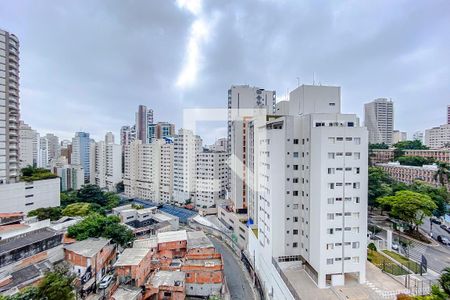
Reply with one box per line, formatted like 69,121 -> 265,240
293,152 -> 299,158
293,217 -> 299,222
354,152 -> 361,159
336,152 -> 343,156
328,153 -> 335,159
355,167 -> 360,174
353,212 -> 360,218
327,213 -> 334,220
293,165 -> 299,170
345,137 -> 352,141
293,178 -> 299,183
327,198 -> 334,204
354,197 -> 360,204
345,227 -> 351,231
327,228 -> 334,234
328,168 -> 335,174
25,194 -> 34,198
345,152 -> 352,156
293,204 -> 299,209
293,139 -> 299,144
327,258 -> 334,265
328,183 -> 335,189
352,242 -> 360,249
293,230 -> 298,235
337,137 -> 343,141
328,137 -> 335,143
335,257 -> 342,261
352,227 -> 360,233
354,138 -> 361,144
293,191 -> 299,196
329,102 -> 336,106
335,243 -> 342,246
352,257 -> 360,263
348,122 -> 354,127
353,182 -> 360,189
335,197 -> 342,201
335,213 -> 342,217
335,228 -> 342,232
326,243 -> 334,250
293,242 -> 298,248
345,197 -> 352,202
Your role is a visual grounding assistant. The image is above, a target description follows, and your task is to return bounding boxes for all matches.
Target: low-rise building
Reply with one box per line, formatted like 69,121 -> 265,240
64,238 -> 117,293
403,149 -> 450,163
377,162 -> 444,189
157,230 -> 188,259
115,248 -> 152,287
0,178 -> 60,213
144,270 -> 185,300
369,149 -> 394,165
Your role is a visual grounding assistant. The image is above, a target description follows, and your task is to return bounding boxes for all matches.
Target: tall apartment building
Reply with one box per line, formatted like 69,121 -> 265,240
227,85 -> 276,212
247,85 -> 367,295
173,129 -> 202,205
136,105 -> 153,143
19,121 -> 36,168
413,131 -> 424,143
195,150 -> 228,208
425,124 -> 450,149
207,138 -> 228,152
45,133 -> 60,162
148,122 -> 175,143
71,132 -> 91,183
93,137 -> 122,191
123,139 -> 173,202
364,98 -> 394,145
105,131 -> 115,144
39,136 -> 49,168
392,130 -> 407,144
120,125 -> 135,147
56,165 -> 84,192
0,29 -> 20,183
447,105 -> 450,125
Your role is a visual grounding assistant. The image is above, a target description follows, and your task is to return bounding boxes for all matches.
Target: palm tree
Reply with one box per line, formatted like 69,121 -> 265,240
439,267 -> 450,296
434,162 -> 450,187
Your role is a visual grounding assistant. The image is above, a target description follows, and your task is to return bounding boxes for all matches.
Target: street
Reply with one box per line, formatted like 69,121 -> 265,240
209,236 -> 256,300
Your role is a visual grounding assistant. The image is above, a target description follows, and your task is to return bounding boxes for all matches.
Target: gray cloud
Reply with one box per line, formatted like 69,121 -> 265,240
1,0 -> 449,143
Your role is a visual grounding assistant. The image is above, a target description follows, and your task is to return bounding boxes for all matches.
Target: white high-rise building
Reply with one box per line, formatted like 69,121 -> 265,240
92,134 -> 122,191
195,150 -> 228,208
247,85 -> 368,295
39,137 -> 49,168
123,139 -> 173,202
0,29 -> 20,183
105,131 -> 115,144
425,124 -> 450,149
173,129 -> 202,205
19,121 -> 36,169
45,133 -> 60,162
413,131 -> 424,143
364,98 -> 394,145
207,138 -> 228,152
228,85 -> 276,212
392,130 -> 407,144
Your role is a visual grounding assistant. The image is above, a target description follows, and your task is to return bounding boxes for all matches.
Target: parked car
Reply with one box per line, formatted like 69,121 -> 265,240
431,217 -> 442,225
99,275 -> 113,289
440,224 -> 450,233
437,235 -> 450,246
391,243 -> 399,251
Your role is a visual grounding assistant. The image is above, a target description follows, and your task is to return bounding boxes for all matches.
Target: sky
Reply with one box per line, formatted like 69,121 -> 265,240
1,0 -> 450,144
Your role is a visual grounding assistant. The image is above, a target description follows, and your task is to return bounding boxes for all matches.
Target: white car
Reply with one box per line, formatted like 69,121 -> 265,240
99,275 -> 113,289
391,243 -> 399,251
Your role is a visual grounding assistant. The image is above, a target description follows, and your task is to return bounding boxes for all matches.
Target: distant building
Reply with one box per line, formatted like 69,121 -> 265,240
207,138 -> 228,152
45,133 -> 60,162
377,162 -> 445,189
364,98 -> 394,145
392,130 -> 407,144
56,165 -> 84,191
136,105 -> 153,143
19,121 -> 37,169
71,132 -> 91,182
447,105 -> 450,124
413,131 -> 424,143
92,136 -> 122,191
425,124 -> 450,148
148,122 -> 175,143
195,150 -> 227,208
114,248 -> 152,287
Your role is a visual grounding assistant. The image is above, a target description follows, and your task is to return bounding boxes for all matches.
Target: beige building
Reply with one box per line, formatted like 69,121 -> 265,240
377,162 -> 444,188
364,98 -> 394,145
425,124 -> 450,149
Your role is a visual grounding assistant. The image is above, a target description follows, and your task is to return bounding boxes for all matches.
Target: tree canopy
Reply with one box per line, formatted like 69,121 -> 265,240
67,213 -> 134,246
28,207 -> 62,221
369,143 -> 389,149
377,190 -> 436,231
393,140 -> 429,150
397,156 -> 435,167
61,184 -> 120,210
20,166 -> 57,182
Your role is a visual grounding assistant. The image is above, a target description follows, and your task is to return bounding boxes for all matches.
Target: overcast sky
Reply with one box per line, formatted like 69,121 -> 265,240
1,0 -> 449,144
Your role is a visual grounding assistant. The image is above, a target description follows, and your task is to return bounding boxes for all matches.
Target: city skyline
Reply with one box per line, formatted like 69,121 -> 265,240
0,1 -> 449,143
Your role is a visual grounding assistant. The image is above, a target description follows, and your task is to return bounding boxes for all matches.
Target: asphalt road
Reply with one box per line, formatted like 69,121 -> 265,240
209,236 -> 256,300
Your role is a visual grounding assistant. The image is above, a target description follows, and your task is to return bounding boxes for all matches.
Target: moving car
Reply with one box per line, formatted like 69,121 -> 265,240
440,224 -> 450,234
437,235 -> 450,246
431,217 -> 442,225
99,275 -> 113,289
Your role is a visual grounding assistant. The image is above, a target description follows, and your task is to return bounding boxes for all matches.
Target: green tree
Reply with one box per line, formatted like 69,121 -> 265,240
397,156 -> 435,166
20,166 -> 57,182
408,181 -> 449,218
62,202 -> 91,216
105,192 -> 120,209
393,140 -> 429,150
37,265 -> 75,300
67,213 -> 134,246
368,167 -> 393,210
28,207 -> 62,221
377,191 -> 436,231
439,267 -> 450,296
60,190 -> 79,207
0,287 -> 39,300
369,143 -> 389,149
76,184 -> 108,206
434,162 -> 450,187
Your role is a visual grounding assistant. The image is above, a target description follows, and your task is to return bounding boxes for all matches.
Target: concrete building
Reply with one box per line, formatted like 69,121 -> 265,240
124,139 -> 173,202
56,165 -> 84,191
18,121 -> 36,169
45,133 -> 60,162
173,129 -> 202,205
364,98 -> 394,145
413,131 -> 424,143
0,177 -> 60,213
71,132 -> 91,182
195,150 -> 227,208
228,85 -> 276,212
447,105 -> 450,125
136,105 -> 153,143
425,124 -> 450,149
0,29 -> 20,184
377,162 -> 444,189
93,136 -> 122,191
39,136 -> 49,168
392,130 -> 407,144
404,148 -> 450,163
120,125 -> 134,148
369,148 -> 395,165
105,131 -> 115,144
148,122 -> 175,143
247,85 -> 368,295
115,248 -> 152,287
207,138 -> 228,152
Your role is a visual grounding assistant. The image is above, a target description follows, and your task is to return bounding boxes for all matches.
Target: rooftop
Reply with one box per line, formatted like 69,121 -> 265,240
184,258 -> 222,267
152,213 -> 174,222
64,237 -> 111,257
157,230 -> 187,244
111,286 -> 142,300
187,231 -> 213,249
115,248 -> 150,266
148,270 -> 185,288
0,228 -> 61,254
133,237 -> 157,249
0,264 -> 41,293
